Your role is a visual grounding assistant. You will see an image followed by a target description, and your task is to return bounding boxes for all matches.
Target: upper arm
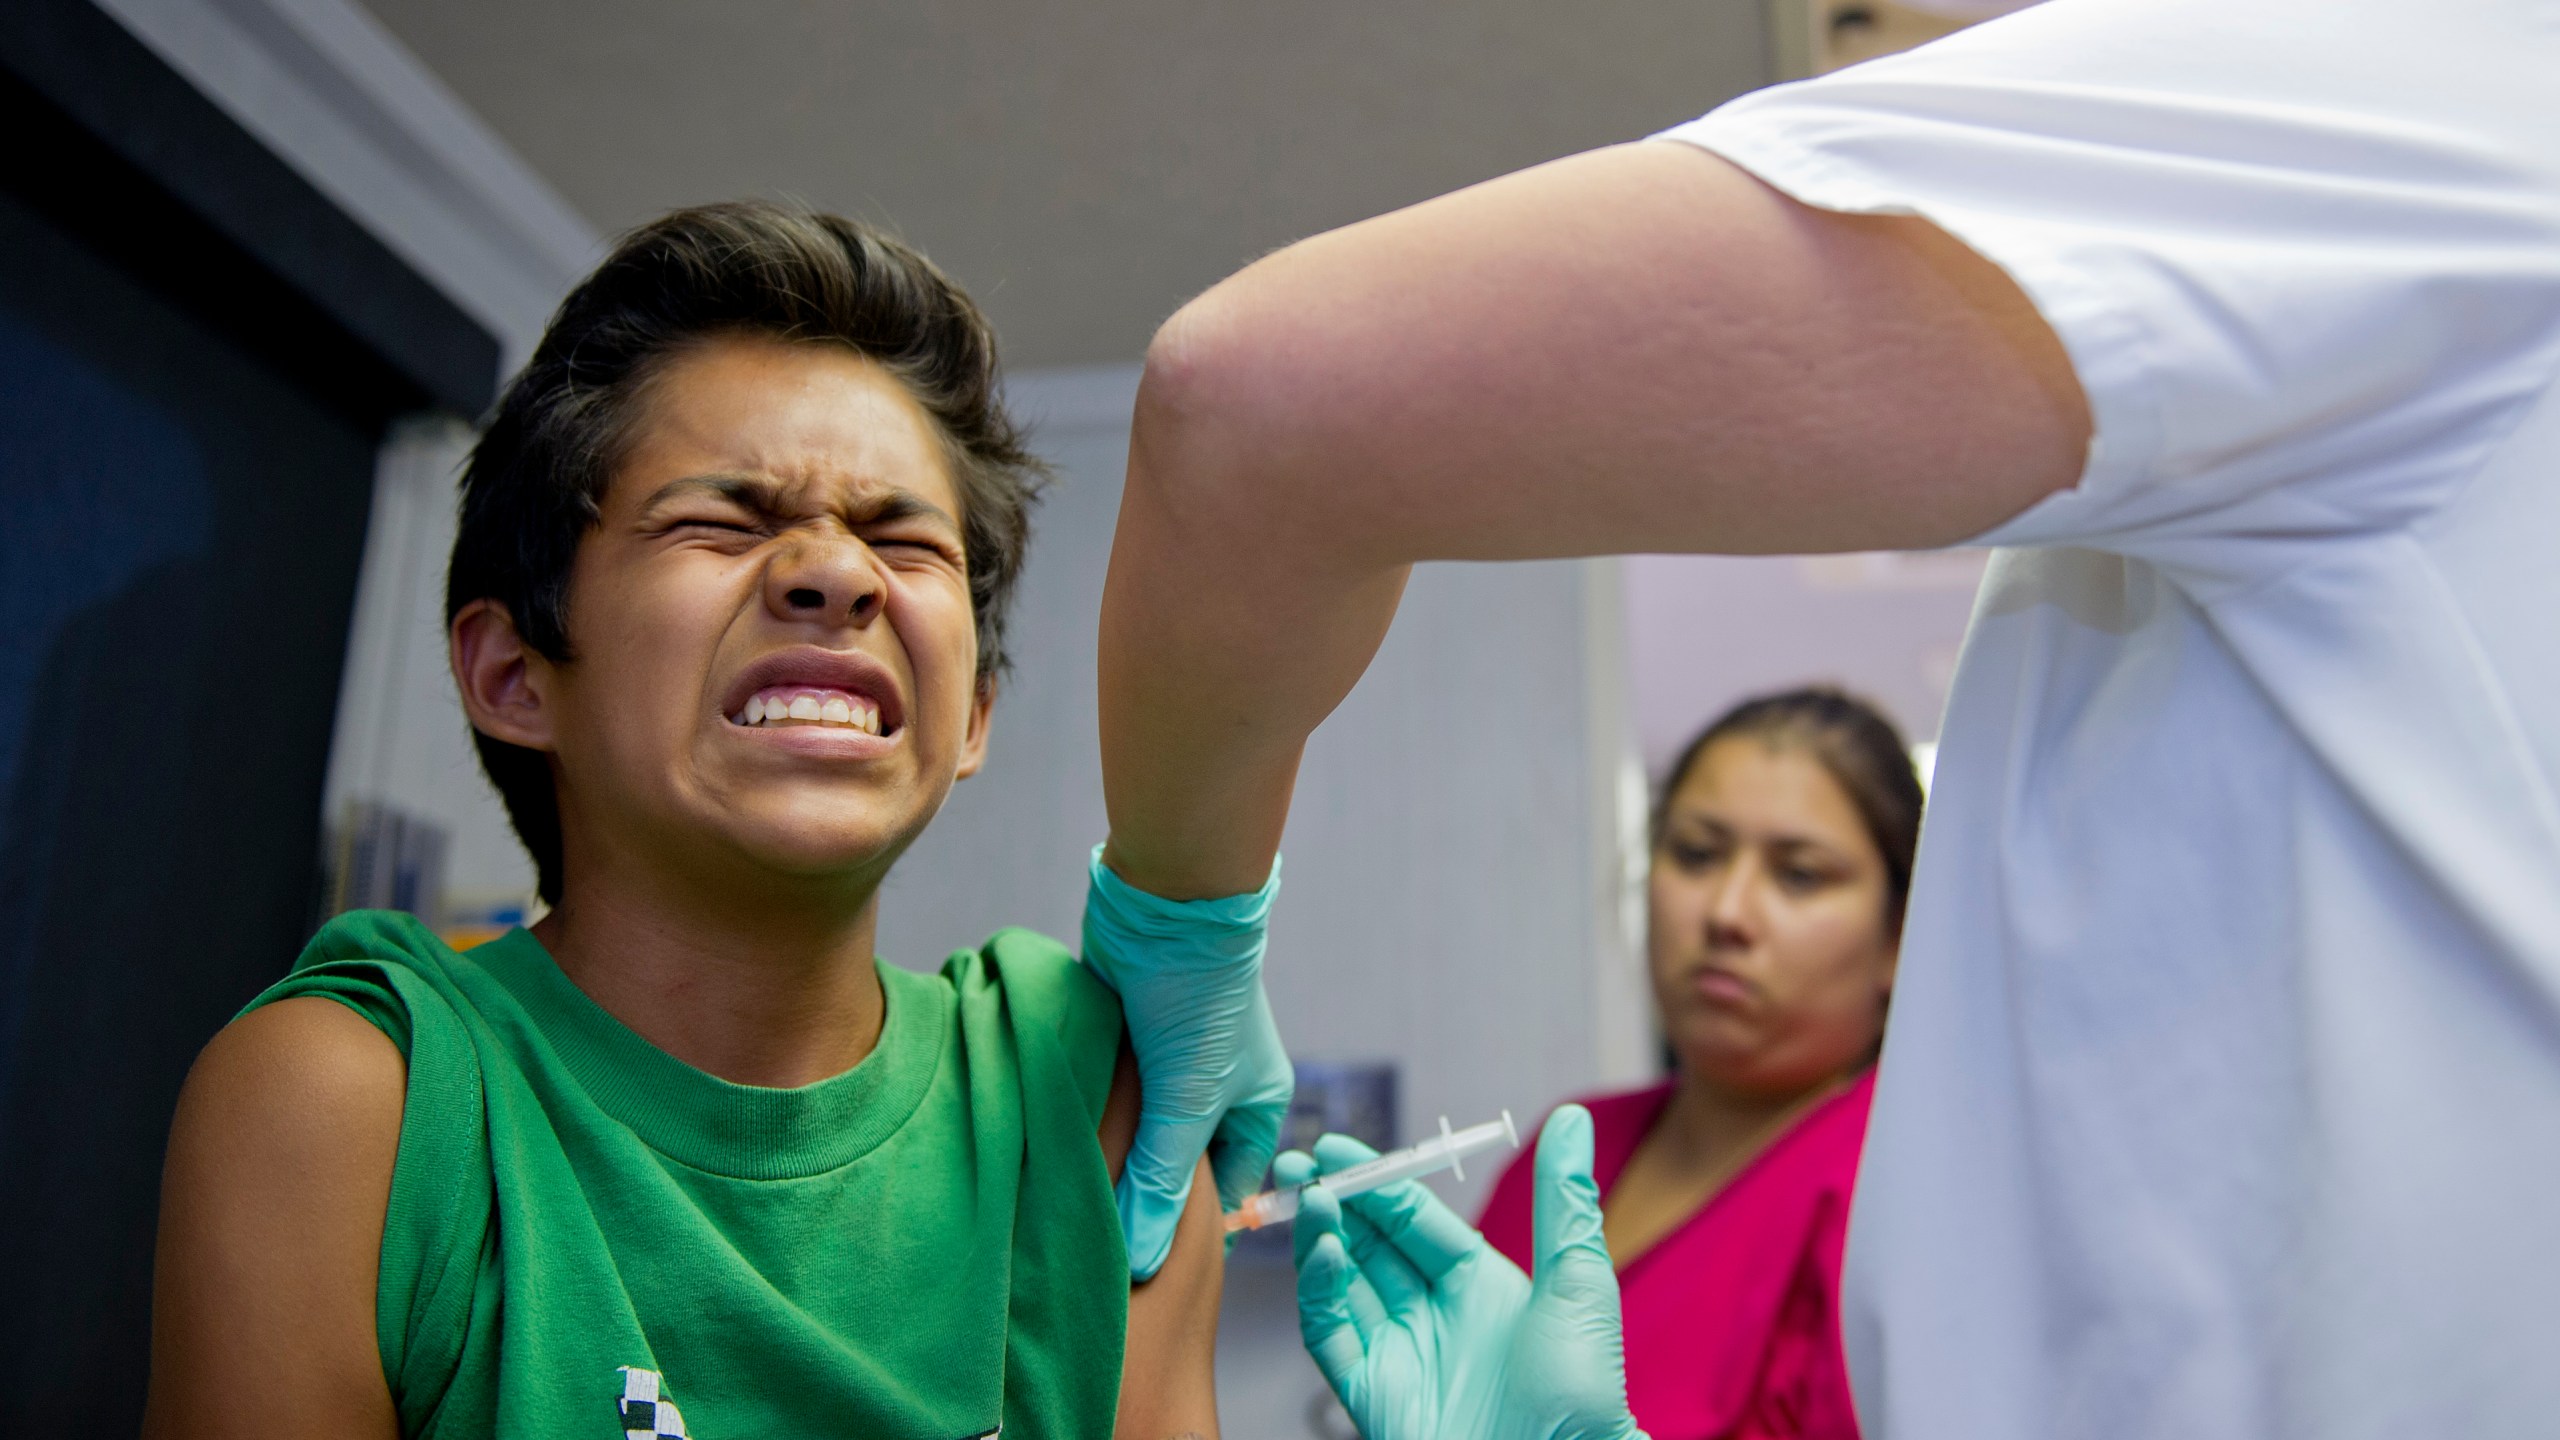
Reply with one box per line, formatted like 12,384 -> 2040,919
1134,139 -> 2090,566
1098,139 -> 2089,895
145,996 -> 405,1440
1101,1046 -> 1223,1439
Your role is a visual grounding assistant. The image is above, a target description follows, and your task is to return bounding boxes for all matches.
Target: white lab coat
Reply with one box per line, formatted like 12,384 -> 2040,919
1661,1 -> 2560,1435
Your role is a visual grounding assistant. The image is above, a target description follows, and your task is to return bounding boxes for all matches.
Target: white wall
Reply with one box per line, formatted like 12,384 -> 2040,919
1623,550 -> 1989,779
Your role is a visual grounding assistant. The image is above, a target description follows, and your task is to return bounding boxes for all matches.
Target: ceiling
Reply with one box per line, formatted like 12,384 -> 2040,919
357,0 -> 1775,369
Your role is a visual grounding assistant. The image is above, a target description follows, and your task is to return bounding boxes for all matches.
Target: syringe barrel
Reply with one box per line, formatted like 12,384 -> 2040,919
1224,1112 -> 1520,1232
1316,1120 -> 1514,1202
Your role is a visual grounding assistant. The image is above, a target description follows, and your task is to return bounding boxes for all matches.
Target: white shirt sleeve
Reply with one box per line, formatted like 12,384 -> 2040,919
1658,0 -> 2560,593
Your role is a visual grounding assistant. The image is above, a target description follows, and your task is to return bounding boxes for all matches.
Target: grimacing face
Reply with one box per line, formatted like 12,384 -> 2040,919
1647,737 -> 1897,1097
457,333 -> 993,903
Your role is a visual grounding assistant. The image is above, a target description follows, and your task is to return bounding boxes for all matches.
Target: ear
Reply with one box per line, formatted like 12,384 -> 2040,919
952,672 -> 997,780
450,598 -> 559,752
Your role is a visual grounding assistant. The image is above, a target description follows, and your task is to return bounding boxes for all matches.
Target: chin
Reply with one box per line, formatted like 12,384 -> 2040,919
1671,1026 -> 1780,1085
689,802 -> 922,885
701,778 -> 946,867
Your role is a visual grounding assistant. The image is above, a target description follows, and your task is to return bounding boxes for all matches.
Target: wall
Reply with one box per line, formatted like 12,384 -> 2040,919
1623,550 -> 1989,780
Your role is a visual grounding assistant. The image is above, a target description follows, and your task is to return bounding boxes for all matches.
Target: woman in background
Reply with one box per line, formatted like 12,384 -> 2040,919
1477,687 -> 1922,1440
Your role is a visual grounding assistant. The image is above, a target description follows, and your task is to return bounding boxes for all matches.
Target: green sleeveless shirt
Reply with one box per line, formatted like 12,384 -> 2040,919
247,911 -> 1129,1439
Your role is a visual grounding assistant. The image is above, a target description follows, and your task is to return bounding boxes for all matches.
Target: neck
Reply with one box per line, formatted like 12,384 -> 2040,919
532,854 -> 888,1089
1652,1066 -> 1853,1177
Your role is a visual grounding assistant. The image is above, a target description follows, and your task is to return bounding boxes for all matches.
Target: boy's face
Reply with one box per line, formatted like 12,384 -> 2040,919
528,333 -> 992,895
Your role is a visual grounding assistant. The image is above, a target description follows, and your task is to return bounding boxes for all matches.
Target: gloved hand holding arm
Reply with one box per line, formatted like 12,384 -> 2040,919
1289,1105 -> 1647,1440
1080,845 -> 1293,1279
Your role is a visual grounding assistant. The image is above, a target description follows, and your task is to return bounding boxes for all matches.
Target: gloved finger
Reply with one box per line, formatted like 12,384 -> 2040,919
1276,1148 -> 1418,1316
1294,1182 -> 1391,1343
1309,1134 -> 1487,1285
1272,1148 -> 1317,1190
1208,1087 -> 1289,1210
1530,1105 -> 1610,1273
1309,1131 -> 1384,1171
1295,1230 -> 1373,1407
1296,1135 -> 1437,1308
1116,1108 -> 1214,1279
1530,1104 -> 1628,1322
1332,1198 -> 1433,1317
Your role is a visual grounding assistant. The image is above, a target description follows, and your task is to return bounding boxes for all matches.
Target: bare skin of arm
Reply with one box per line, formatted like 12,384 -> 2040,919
145,1007 -> 1218,1439
1098,141 -> 2091,899
1103,1044 -> 1224,1438
144,997 -> 405,1440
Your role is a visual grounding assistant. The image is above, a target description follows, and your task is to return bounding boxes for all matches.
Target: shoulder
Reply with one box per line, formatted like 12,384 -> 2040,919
148,999 -> 407,1434
170,997 -> 408,1200
970,928 -> 1122,1025
1795,1070 -> 1876,1175
951,928 -> 1125,1067
298,907 -> 456,973
942,928 -> 1127,1132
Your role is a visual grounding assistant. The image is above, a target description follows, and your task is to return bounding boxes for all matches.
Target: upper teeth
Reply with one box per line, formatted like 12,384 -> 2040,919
738,688 -> 882,734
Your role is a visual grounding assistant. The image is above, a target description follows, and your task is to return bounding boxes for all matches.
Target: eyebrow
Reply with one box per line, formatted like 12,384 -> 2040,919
637,472 -> 957,528
1665,811 -> 1842,857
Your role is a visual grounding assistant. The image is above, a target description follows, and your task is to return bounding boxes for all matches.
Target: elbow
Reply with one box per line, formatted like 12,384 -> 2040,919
1129,279 -> 1305,538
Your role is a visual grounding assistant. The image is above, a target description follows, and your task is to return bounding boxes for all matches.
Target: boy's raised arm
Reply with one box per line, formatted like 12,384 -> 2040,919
144,998 -> 404,1440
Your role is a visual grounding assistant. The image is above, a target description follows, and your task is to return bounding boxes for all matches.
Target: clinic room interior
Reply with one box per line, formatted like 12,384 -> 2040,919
8,0 -> 2448,1435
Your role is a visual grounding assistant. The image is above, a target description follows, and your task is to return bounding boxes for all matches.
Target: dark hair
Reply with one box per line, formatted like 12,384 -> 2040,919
447,201 -> 1046,905
1654,686 -> 1926,936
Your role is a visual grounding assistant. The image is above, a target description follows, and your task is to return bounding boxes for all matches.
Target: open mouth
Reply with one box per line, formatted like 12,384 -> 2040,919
721,647 -> 904,739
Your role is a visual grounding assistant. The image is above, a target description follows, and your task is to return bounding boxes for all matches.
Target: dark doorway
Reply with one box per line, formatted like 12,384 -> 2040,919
0,3 -> 497,1429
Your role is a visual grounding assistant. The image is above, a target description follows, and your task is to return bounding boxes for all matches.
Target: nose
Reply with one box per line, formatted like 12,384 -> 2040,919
1704,852 -> 1760,949
763,527 -> 885,628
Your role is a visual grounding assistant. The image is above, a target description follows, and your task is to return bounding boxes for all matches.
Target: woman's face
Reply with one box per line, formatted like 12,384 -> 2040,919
1647,737 -> 1898,1096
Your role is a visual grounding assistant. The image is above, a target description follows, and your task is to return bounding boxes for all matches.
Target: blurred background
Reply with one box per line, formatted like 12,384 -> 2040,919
0,0 -> 2013,1430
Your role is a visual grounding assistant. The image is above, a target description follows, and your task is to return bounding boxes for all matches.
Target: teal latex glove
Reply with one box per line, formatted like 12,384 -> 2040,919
1079,844 -> 1292,1279
1287,1106 -> 1647,1440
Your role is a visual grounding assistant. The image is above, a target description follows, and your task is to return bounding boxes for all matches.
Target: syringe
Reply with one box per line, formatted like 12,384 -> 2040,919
1225,1110 -> 1520,1233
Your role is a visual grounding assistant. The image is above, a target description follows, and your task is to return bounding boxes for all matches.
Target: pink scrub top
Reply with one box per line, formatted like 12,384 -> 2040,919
1477,1072 -> 1875,1440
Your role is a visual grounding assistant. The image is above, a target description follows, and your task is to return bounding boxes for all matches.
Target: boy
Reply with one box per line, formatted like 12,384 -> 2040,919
143,203 -> 1222,1438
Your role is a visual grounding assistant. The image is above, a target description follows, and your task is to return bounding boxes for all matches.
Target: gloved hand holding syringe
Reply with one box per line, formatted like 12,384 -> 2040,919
1225,1111 -> 1520,1233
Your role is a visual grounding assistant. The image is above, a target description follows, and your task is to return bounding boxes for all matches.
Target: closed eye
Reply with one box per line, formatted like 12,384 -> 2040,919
1665,841 -> 1729,870
866,532 -> 965,565
655,512 -> 768,540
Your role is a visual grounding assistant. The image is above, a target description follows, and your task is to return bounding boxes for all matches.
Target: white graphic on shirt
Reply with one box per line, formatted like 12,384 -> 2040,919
618,1366 -> 688,1439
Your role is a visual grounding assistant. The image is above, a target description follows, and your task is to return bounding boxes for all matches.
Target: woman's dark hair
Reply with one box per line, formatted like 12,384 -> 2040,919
446,201 -> 1047,905
1654,686 -> 1927,936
